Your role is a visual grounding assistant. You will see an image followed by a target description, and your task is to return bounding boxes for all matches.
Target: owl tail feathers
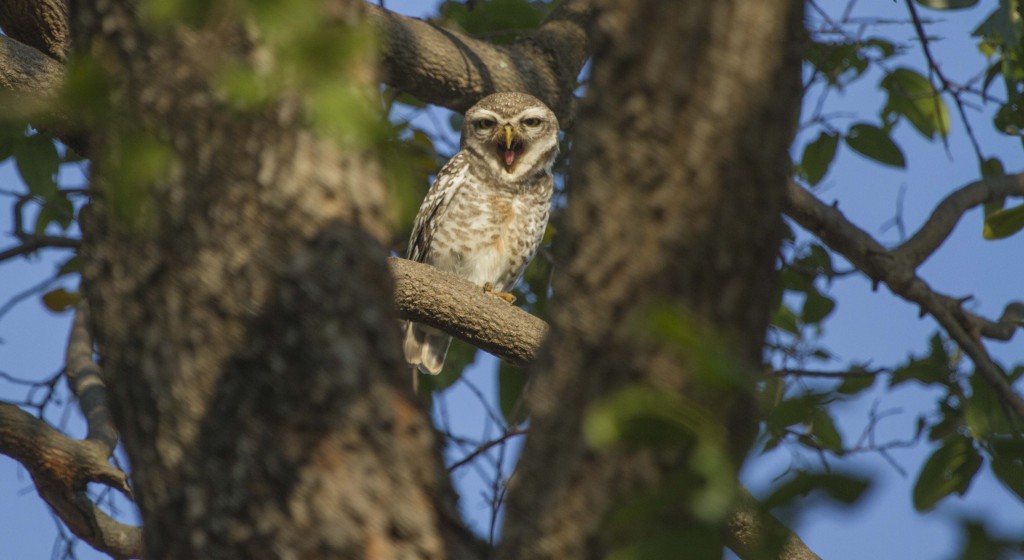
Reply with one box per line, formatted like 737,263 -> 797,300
403,322 -> 452,375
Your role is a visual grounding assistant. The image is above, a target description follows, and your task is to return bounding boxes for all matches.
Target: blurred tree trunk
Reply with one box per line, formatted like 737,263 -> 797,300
73,1 -> 471,558
501,1 -> 804,557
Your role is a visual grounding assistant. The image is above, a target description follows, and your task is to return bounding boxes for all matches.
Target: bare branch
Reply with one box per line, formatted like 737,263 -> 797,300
771,367 -> 886,379
785,180 -> 1024,418
65,302 -> 118,456
0,235 -> 80,263
893,173 -> 1024,268
0,403 -> 141,559
365,0 -> 595,123
389,257 -> 548,366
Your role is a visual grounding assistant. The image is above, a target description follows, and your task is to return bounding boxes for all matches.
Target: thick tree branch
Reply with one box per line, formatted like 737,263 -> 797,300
0,403 -> 141,558
785,180 -> 1024,418
0,0 -> 69,62
365,0 -> 595,123
390,257 -> 547,366
0,34 -> 64,97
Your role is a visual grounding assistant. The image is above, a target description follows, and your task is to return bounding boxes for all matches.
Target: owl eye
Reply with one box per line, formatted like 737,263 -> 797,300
474,118 -> 497,130
522,118 -> 542,127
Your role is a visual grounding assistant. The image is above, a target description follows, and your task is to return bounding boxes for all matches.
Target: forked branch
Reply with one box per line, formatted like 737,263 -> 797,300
0,302 -> 141,559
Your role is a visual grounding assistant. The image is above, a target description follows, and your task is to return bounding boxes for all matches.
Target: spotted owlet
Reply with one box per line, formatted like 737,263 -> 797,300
403,92 -> 559,375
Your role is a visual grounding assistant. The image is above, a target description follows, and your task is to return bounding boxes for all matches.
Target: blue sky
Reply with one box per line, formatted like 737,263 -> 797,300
1,1 -> 1022,558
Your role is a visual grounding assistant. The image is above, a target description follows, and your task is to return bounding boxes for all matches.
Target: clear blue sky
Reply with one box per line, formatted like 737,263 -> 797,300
1,1 -> 1022,558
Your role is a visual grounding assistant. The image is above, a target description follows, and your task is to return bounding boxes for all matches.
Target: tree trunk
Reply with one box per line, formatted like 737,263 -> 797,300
500,1 -> 804,558
73,1 -> 470,557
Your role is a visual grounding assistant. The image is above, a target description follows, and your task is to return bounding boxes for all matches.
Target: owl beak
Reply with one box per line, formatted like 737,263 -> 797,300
502,125 -> 518,168
504,125 -> 514,150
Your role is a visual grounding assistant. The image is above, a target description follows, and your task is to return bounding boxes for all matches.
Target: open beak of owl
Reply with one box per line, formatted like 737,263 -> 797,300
499,125 -> 523,170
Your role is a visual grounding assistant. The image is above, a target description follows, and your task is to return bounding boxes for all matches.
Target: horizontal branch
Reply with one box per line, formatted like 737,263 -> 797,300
0,34 -> 64,97
784,179 -> 1024,417
389,257 -> 547,366
0,235 -> 80,263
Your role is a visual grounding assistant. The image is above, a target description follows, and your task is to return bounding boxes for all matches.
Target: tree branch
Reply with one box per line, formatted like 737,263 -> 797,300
784,179 -> 1024,418
726,487 -> 821,560
389,257 -> 547,366
0,235 -> 80,263
365,0 -> 595,123
0,403 -> 141,558
0,301 -> 140,558
893,173 -> 1024,269
66,301 -> 119,456
0,34 -> 64,97
0,0 -> 69,62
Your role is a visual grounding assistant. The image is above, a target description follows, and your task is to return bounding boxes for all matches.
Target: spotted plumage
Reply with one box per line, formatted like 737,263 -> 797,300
404,92 -> 559,375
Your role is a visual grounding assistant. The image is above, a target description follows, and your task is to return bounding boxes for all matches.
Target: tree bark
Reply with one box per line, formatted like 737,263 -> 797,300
72,1 -> 472,557
500,1 -> 804,558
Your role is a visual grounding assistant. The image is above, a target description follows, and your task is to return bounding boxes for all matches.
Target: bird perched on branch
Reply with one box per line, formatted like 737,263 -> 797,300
403,92 -> 559,376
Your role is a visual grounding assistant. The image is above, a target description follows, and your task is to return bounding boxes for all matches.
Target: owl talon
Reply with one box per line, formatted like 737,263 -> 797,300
483,282 -> 517,304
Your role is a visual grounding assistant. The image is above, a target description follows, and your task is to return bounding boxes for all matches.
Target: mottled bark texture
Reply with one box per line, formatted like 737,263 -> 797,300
367,0 -> 594,124
500,1 -> 804,558
0,0 -> 69,61
72,1 -> 471,558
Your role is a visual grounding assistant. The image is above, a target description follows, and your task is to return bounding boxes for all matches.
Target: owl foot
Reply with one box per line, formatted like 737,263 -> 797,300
483,282 -> 516,304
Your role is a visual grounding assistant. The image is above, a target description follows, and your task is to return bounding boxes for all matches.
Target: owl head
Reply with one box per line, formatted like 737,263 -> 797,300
461,92 -> 559,181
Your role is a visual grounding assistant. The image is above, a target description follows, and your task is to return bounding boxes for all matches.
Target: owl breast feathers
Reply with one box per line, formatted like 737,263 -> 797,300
404,92 -> 559,375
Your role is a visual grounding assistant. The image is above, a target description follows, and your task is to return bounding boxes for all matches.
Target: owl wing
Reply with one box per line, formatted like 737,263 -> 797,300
407,152 -> 469,263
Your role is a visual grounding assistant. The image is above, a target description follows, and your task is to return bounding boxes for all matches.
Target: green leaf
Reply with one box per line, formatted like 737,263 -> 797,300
0,124 -> 24,162
498,362 -> 529,426
799,131 -> 839,185
890,333 -> 951,387
845,123 -> 906,167
13,134 -> 60,198
440,0 -> 547,45
804,41 -> 869,86
913,436 -> 982,511
763,471 -> 870,510
41,288 -> 80,313
836,370 -> 877,395
965,369 -> 1016,439
33,191 -> 75,236
801,290 -> 836,324
881,68 -> 951,139
771,304 -> 799,334
914,0 -> 980,9
980,156 -> 1005,178
584,385 -> 719,450
811,409 -> 844,453
983,204 -> 1024,239
57,256 -> 80,277
988,435 -> 1024,501
991,455 -> 1024,501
